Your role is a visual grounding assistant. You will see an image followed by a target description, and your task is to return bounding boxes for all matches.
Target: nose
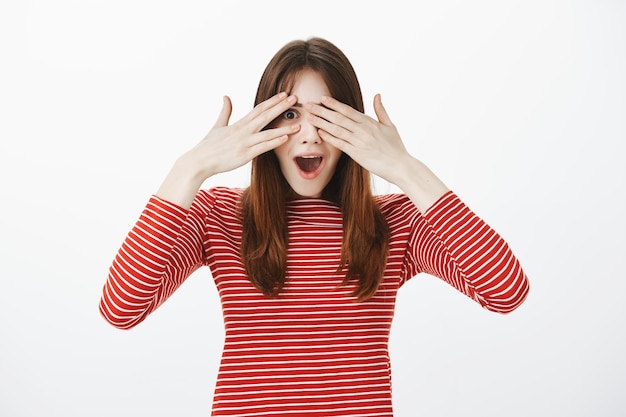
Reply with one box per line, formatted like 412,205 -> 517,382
298,117 -> 321,144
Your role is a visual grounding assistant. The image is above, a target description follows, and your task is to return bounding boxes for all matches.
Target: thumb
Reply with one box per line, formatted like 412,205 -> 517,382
213,95 -> 232,128
373,94 -> 394,126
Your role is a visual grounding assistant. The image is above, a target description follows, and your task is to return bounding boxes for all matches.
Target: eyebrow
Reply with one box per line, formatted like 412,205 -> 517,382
291,102 -> 320,108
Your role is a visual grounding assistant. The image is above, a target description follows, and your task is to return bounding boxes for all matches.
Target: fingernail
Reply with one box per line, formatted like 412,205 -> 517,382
288,95 -> 297,103
278,92 -> 287,98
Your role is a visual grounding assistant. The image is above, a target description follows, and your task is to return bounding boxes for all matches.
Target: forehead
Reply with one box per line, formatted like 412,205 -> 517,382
289,69 -> 330,101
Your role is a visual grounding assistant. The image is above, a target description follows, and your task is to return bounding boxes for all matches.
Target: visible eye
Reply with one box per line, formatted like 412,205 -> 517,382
282,110 -> 298,120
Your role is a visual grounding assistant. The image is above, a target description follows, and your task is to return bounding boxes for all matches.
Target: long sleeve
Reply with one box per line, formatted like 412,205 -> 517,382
99,192 -> 211,329
404,191 -> 529,313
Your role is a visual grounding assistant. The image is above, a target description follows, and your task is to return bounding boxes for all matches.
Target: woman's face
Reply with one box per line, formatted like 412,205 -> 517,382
272,69 -> 342,198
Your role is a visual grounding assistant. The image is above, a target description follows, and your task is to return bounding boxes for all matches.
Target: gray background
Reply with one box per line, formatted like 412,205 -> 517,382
2,0 -> 624,415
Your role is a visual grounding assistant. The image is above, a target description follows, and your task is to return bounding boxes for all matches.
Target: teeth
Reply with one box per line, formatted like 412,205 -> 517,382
301,155 -> 319,158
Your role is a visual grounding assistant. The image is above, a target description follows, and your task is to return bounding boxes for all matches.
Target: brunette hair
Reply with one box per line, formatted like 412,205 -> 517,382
241,37 -> 390,301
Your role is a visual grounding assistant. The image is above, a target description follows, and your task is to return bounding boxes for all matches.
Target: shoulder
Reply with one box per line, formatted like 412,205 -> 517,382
196,186 -> 243,204
375,193 -> 419,219
374,193 -> 422,232
188,187 -> 244,217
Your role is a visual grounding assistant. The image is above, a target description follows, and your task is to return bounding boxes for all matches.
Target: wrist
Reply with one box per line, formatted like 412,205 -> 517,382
155,156 -> 208,209
390,155 -> 450,213
386,154 -> 421,187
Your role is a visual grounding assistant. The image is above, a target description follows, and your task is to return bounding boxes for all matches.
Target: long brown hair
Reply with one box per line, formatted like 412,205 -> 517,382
241,37 -> 389,301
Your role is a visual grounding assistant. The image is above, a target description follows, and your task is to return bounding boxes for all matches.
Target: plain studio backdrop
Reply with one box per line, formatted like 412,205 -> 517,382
1,0 -> 624,416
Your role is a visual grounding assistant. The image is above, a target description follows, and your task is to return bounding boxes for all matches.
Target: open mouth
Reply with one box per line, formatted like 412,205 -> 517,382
295,156 -> 323,173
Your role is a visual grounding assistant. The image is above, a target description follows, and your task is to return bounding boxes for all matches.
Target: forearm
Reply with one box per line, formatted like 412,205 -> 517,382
155,152 -> 214,210
99,196 -> 198,329
390,154 -> 450,214
419,192 -> 530,313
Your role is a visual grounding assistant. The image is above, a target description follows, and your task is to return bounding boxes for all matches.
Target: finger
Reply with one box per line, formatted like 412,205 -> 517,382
317,129 -> 351,153
213,96 -> 233,128
246,92 -> 295,129
247,133 -> 290,157
320,96 -> 363,120
373,94 -> 394,126
253,92 -> 289,114
308,113 -> 352,141
307,102 -> 360,133
252,123 -> 300,145
255,94 -> 297,131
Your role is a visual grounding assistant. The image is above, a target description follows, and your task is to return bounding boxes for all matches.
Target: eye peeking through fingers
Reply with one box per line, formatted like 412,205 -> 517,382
270,109 -> 300,128
282,110 -> 298,120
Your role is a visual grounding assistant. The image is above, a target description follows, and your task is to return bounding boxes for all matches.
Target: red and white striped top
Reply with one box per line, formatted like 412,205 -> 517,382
100,187 -> 529,416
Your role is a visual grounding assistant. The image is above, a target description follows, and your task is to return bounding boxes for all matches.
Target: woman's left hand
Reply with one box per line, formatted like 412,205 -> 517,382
306,94 -> 410,184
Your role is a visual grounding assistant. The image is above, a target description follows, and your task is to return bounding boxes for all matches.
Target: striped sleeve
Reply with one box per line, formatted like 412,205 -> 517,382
99,191 -> 214,329
406,191 -> 529,313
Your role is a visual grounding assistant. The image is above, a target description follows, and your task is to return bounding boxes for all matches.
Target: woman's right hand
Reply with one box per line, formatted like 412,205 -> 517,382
187,92 -> 298,178
156,92 -> 299,208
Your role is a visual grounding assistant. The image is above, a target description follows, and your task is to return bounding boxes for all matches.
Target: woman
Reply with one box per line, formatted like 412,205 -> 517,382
100,37 -> 529,416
